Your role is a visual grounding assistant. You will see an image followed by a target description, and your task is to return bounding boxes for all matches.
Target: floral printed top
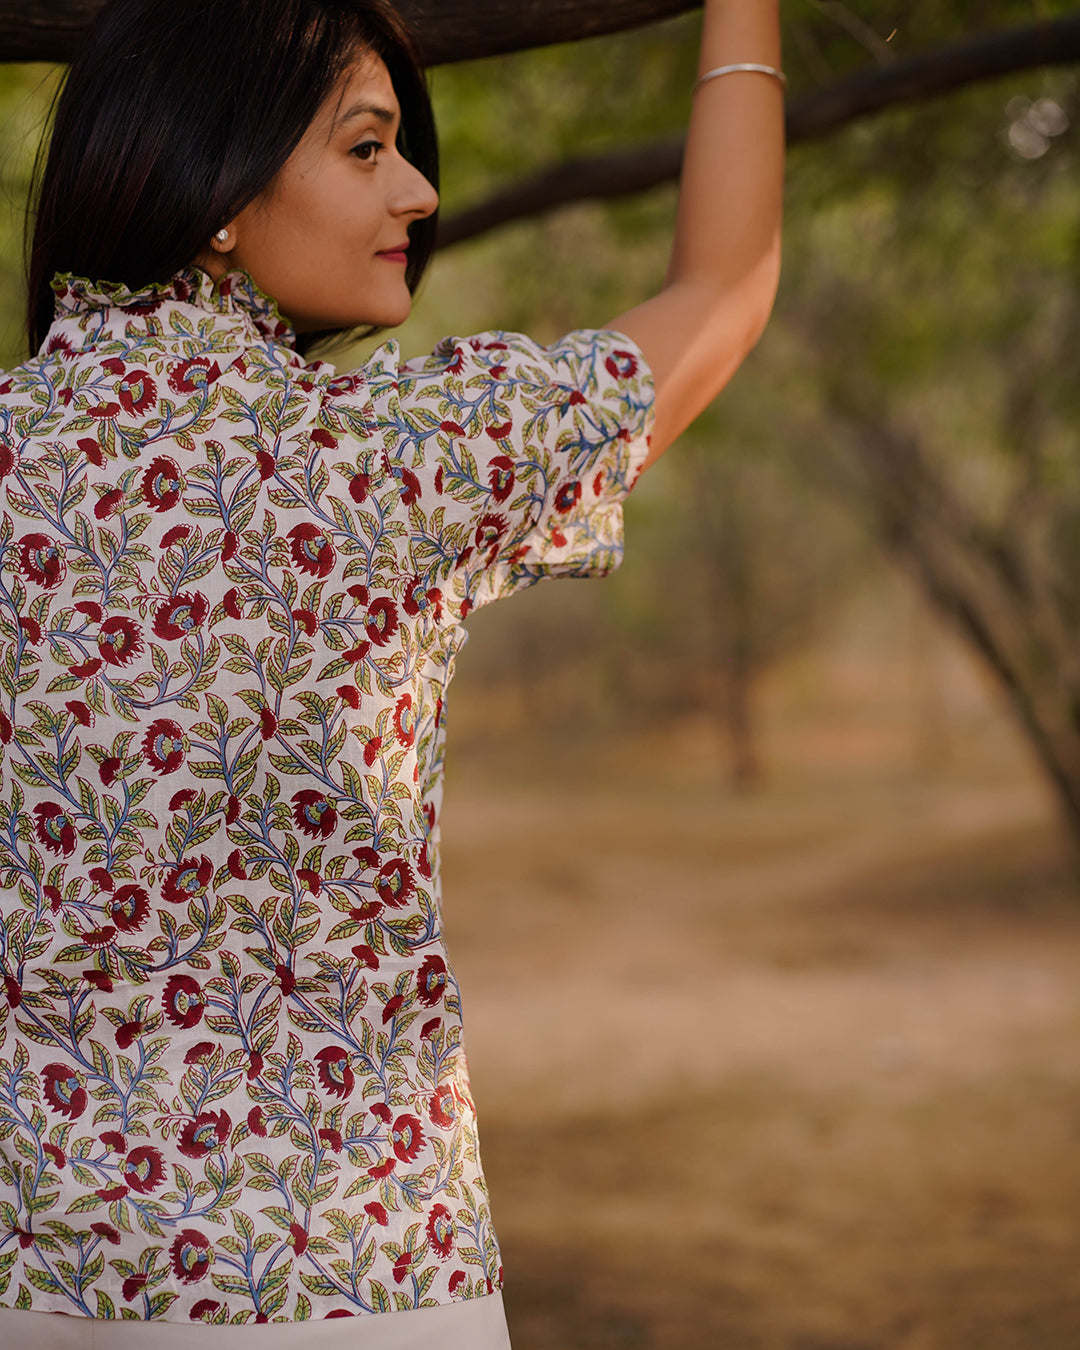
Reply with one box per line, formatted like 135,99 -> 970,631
0,268 -> 654,1324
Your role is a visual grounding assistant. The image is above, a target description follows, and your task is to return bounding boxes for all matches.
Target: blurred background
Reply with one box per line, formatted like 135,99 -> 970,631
4,1 -> 1080,1344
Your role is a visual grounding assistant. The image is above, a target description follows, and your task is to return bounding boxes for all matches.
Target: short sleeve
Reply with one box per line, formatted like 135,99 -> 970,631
362,328 -> 654,619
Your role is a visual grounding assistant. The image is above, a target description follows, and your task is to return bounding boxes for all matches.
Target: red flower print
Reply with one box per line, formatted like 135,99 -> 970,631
0,445 -> 12,479
162,974 -> 205,1028
184,1042 -> 215,1064
488,455 -> 515,503
247,1106 -> 267,1136
83,969 -> 113,992
153,591 -> 207,640
318,1127 -> 343,1152
42,1062 -> 86,1119
399,467 -> 421,506
486,421 -> 512,441
141,456 -> 183,511
98,756 -> 122,786
178,1110 -> 230,1160
124,1145 -> 166,1194
94,489 -> 124,520
274,963 -> 295,996
97,615 -> 144,666
115,1019 -> 143,1048
605,349 -> 639,379
88,402 -> 121,420
227,849 -> 248,879
76,600 -> 104,623
376,857 -> 414,908
18,615 -> 41,645
223,587 -> 243,619
310,428 -> 336,449
393,1250 -> 415,1285
352,945 -> 378,970
256,451 -> 275,479
259,707 -> 277,739
567,389 -> 587,407
3,975 -> 20,1008
169,1228 -> 213,1282
247,1050 -> 263,1080
78,437 -> 104,466
221,530 -> 238,560
381,995 -> 404,1024
33,803 -> 76,856
168,358 -> 220,394
291,789 -> 337,839
429,1086 -> 456,1128
555,480 -> 582,514
448,1271 -> 466,1295
314,1046 -> 354,1099
348,471 -> 371,503
89,867 -> 113,891
416,954 -> 447,1007
365,1201 -> 388,1226
426,1204 -> 454,1259
96,1183 -> 128,1202
162,855 -> 213,905
297,868 -> 320,893
161,525 -> 190,549
364,598 -> 398,647
121,1273 -> 148,1301
169,789 -> 197,811
189,1299 -> 221,1321
225,794 -> 241,824
390,1114 -> 424,1164
393,694 -> 415,747
0,711 -> 11,744
109,885 -> 149,932
288,522 -> 336,577
83,924 -> 117,949
70,658 -> 102,678
367,1158 -> 395,1179
291,608 -> 318,636
19,533 -> 65,588
338,684 -> 361,709
475,513 -> 508,561
288,1222 -> 308,1256
141,718 -> 185,773
90,1222 -> 121,1244
117,369 -> 156,415
65,700 -> 94,727
346,641 -> 371,666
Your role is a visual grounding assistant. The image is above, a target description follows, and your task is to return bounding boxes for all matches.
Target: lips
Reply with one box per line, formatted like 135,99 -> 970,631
378,242 -> 410,257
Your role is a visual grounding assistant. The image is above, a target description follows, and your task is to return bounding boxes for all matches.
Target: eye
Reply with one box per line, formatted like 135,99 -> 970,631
351,139 -> 385,163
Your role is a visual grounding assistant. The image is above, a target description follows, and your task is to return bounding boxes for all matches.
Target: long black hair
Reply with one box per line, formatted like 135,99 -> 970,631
26,0 -> 439,355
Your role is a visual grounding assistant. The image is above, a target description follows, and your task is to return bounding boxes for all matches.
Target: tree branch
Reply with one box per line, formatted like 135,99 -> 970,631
436,12 -> 1080,250
0,0 -> 698,65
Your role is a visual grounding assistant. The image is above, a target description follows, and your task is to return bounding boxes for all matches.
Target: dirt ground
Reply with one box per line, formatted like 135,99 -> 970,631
439,588 -> 1080,1349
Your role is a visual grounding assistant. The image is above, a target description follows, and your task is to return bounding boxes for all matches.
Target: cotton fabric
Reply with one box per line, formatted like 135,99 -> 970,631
0,268 -> 654,1326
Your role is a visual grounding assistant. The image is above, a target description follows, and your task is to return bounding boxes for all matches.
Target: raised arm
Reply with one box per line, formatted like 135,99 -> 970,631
605,0 -> 785,471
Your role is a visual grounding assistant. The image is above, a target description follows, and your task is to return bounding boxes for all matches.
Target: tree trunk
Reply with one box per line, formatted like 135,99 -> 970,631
0,0 -> 698,65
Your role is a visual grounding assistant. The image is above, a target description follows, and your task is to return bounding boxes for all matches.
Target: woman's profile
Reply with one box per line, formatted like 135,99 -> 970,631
0,0 -> 783,1345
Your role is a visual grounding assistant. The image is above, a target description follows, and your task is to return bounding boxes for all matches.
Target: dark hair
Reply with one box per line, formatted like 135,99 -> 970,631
26,0 -> 439,355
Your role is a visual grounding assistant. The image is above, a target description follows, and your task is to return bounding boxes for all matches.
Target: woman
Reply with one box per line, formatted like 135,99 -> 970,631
0,0 -> 783,1345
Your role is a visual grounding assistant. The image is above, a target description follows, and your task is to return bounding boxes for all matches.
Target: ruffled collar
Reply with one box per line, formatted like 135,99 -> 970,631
51,266 -> 296,347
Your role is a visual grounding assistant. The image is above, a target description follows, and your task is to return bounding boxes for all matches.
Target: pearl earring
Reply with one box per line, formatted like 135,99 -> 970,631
215,230 -> 229,243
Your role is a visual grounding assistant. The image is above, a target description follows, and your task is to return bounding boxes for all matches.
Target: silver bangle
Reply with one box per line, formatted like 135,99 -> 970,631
694,62 -> 787,93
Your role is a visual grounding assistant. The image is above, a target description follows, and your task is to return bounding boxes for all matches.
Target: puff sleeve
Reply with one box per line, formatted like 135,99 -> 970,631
363,327 -> 655,619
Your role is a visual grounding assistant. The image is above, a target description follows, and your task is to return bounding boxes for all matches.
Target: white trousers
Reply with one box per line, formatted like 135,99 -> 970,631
0,1291 -> 512,1349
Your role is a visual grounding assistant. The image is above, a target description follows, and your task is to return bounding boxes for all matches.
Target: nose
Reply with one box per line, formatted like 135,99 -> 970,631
394,158 -> 439,223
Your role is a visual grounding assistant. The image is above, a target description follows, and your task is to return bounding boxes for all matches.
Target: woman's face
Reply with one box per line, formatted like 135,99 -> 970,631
202,51 -> 439,333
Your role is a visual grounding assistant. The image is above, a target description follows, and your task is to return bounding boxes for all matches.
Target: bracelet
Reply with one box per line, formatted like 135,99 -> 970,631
694,62 -> 787,93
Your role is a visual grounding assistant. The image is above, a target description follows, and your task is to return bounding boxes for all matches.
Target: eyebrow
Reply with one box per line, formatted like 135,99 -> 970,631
338,101 -> 398,127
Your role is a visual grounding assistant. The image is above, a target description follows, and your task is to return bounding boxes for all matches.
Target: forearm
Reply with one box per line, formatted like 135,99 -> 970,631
664,0 -> 785,293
